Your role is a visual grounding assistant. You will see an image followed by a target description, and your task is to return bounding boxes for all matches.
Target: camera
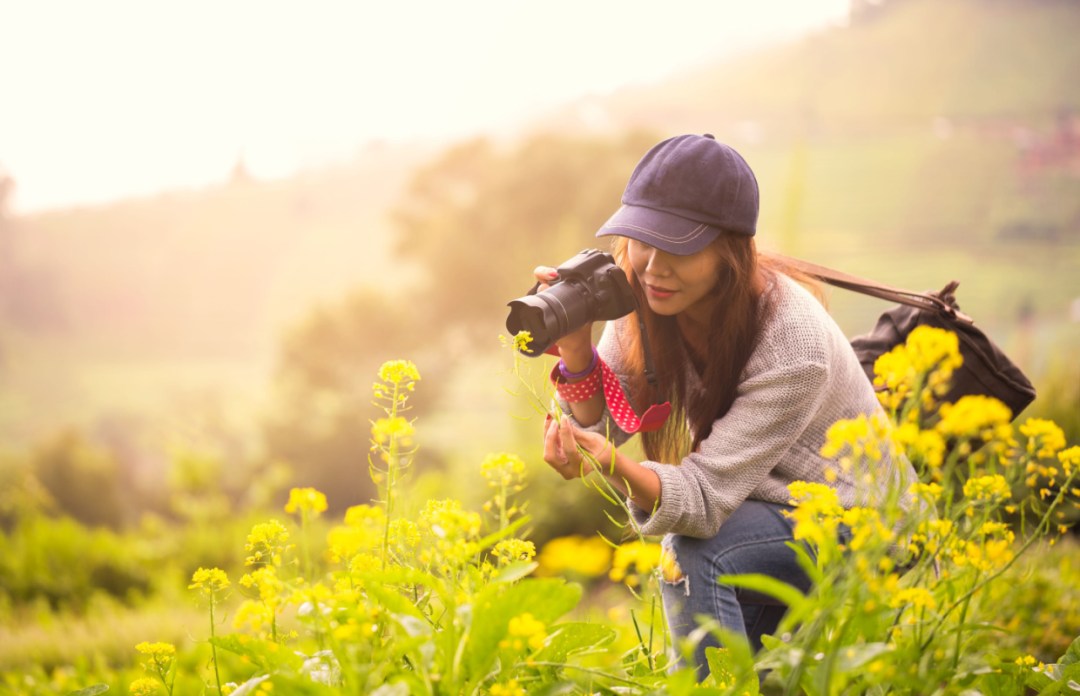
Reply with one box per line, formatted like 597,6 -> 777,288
506,248 -> 637,355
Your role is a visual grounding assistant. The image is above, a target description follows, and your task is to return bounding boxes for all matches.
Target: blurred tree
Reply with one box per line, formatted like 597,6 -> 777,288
391,130 -> 659,338
0,453 -> 55,530
264,131 -> 660,520
30,430 -> 127,529
263,288 -> 451,512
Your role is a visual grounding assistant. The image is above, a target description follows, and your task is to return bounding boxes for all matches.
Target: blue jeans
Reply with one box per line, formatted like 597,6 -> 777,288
660,499 -> 811,680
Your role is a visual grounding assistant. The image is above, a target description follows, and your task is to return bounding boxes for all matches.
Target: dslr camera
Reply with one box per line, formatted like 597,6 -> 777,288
506,249 -> 636,355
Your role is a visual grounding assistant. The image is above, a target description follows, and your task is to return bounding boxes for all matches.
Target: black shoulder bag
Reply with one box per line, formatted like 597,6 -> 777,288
777,255 -> 1037,418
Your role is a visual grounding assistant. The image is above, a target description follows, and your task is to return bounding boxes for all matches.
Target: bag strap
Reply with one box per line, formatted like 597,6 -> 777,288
774,253 -> 975,325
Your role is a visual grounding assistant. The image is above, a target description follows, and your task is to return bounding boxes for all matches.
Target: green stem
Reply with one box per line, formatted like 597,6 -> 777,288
381,381 -> 400,571
210,597 -> 223,695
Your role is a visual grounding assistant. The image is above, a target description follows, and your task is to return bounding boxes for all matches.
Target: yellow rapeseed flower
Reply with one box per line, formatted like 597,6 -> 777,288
889,587 -> 937,612
245,520 -> 291,567
284,487 -> 328,517
370,416 -> 415,447
481,452 -> 528,490
840,506 -> 894,551
129,678 -> 161,696
188,567 -> 230,595
500,612 -> 547,652
786,481 -> 844,551
135,641 -> 176,658
873,326 -> 962,410
490,679 -> 526,696
1059,446 -> 1080,477
377,360 -> 421,386
935,395 -> 1013,444
535,535 -> 612,578
962,474 -> 1011,503
492,538 -> 536,566
1020,418 -> 1067,459
499,331 -> 534,354
609,540 -> 662,585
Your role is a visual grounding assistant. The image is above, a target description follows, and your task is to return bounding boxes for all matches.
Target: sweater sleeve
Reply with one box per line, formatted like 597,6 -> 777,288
629,355 -> 830,538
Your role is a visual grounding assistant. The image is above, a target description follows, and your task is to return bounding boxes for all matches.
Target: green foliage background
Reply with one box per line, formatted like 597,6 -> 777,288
1,0 -> 1080,686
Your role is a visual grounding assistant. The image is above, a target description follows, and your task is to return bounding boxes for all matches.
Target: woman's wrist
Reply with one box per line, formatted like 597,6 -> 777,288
558,346 -> 598,381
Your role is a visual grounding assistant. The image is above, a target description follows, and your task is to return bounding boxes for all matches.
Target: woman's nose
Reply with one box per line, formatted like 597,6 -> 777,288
644,248 -> 671,275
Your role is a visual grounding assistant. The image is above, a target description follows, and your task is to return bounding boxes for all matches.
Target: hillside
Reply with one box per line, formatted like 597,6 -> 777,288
0,141 -> 432,442
2,0 -> 1079,448
540,0 -> 1080,347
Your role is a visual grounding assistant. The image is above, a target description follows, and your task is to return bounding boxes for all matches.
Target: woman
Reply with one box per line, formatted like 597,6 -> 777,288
535,134 -> 914,677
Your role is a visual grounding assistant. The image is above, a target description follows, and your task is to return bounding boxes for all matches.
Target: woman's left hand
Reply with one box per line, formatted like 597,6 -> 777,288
543,414 -> 612,480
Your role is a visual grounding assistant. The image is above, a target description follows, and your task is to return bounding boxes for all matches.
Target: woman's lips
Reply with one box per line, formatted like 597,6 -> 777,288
646,284 -> 676,299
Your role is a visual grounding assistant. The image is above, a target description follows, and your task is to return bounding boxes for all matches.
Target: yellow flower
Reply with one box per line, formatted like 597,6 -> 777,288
962,474 -> 1011,503
893,422 -> 946,473
1060,446 -> 1080,477
377,360 -> 420,386
500,331 -> 534,354
129,678 -> 161,696
188,567 -> 230,595
840,506 -> 893,551
135,641 -> 176,658
284,487 -> 328,517
1020,418 -> 1067,459
370,416 -> 415,447
935,395 -> 1013,443
500,612 -> 547,652
951,522 -> 1016,571
910,481 -> 944,502
481,452 -> 528,490
609,540 -> 662,584
786,481 -> 844,551
490,679 -> 526,696
536,535 -> 612,578
245,520 -> 291,567
492,538 -> 536,566
239,566 -> 283,605
872,326 -> 962,410
889,587 -> 937,612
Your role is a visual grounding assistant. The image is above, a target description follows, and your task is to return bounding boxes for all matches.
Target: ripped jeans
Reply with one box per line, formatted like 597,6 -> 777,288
660,499 -> 813,680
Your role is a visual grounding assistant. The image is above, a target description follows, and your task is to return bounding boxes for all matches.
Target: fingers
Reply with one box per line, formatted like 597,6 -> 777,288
543,414 -> 602,480
543,414 -> 580,480
532,266 -> 559,292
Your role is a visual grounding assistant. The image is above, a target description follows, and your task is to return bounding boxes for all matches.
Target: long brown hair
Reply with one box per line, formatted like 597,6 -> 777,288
611,235 -> 819,463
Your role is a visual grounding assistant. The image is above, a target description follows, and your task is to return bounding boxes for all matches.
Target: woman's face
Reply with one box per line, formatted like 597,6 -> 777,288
627,238 -> 723,323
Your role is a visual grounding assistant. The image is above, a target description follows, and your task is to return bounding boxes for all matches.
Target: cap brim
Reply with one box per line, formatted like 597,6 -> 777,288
596,205 -> 719,256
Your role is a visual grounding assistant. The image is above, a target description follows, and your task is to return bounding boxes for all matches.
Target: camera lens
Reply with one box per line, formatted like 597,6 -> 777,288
506,281 -> 592,354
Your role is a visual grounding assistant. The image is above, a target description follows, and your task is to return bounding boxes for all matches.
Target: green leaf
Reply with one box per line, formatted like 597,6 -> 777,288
360,576 -> 430,621
490,560 -> 539,584
65,686 -> 109,696
704,645 -> 761,695
211,634 -> 302,672
835,642 -> 893,672
1061,634 -> 1080,667
717,573 -> 809,618
535,621 -> 616,662
465,577 -> 582,679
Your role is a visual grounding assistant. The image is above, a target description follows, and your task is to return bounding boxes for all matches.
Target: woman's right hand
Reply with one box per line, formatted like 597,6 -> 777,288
533,265 -> 594,365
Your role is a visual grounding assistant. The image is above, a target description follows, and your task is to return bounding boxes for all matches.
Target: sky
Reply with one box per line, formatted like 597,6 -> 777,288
0,0 -> 850,213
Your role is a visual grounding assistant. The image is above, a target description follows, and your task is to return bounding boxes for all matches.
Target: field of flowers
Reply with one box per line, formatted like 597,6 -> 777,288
4,326 -> 1080,696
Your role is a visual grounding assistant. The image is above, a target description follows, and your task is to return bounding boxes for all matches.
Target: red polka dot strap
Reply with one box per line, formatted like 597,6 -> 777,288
551,358 -> 671,433
553,365 -> 602,403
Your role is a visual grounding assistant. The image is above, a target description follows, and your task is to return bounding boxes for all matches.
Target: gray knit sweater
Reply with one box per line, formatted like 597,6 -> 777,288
563,273 -> 916,539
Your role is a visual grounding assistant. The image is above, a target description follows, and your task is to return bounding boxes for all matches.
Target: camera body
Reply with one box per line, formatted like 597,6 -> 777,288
506,248 -> 636,355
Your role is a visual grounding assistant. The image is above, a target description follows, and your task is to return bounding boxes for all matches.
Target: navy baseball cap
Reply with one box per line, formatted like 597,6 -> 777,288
597,133 -> 759,255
